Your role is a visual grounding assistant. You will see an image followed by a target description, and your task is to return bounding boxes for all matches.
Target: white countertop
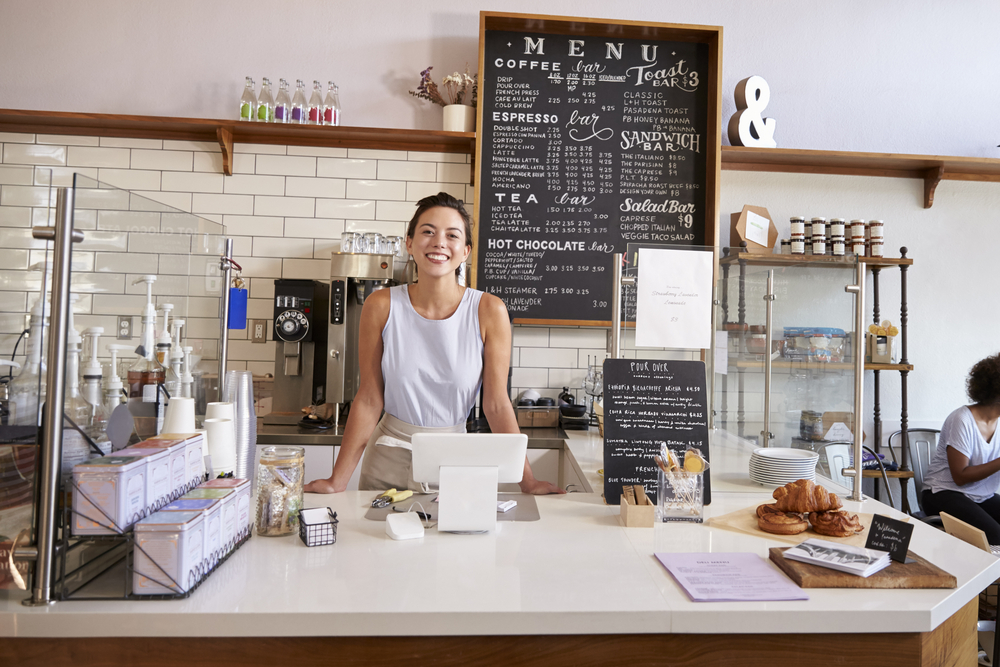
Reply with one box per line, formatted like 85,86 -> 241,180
2,429 -> 999,638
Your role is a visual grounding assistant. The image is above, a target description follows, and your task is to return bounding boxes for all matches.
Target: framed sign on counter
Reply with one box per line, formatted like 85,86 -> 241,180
473,12 -> 722,326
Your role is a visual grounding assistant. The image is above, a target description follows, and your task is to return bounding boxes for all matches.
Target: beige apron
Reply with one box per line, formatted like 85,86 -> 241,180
358,412 -> 465,492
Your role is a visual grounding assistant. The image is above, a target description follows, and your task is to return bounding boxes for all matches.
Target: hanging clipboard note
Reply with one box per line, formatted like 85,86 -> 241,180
635,247 -> 713,349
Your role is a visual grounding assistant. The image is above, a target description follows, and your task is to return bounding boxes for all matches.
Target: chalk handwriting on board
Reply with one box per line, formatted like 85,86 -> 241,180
865,514 -> 914,563
603,359 -> 710,505
476,24 -> 712,323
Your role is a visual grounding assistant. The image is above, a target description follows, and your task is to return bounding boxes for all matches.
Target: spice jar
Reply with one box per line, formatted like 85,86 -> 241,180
812,235 -> 827,256
850,239 -> 866,256
868,219 -> 884,240
829,218 -> 845,237
780,239 -> 791,254
831,236 -> 846,256
790,234 -> 805,255
256,446 -> 304,536
789,216 -> 806,236
850,219 -> 866,238
870,237 -> 885,258
811,217 -> 827,237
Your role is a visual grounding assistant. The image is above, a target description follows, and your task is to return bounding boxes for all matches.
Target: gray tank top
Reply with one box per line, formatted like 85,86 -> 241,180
381,285 -> 484,427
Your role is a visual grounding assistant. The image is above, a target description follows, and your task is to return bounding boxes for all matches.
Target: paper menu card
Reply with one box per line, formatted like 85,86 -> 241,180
635,247 -> 713,350
655,552 -> 808,602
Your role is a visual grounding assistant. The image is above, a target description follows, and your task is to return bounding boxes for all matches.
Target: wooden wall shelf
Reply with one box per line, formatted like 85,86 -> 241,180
0,109 -> 474,176
721,145 -> 1000,208
3,109 -> 998,206
720,253 -> 913,268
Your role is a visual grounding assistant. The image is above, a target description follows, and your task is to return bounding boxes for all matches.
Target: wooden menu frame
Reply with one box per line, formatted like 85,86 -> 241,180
472,11 -> 722,326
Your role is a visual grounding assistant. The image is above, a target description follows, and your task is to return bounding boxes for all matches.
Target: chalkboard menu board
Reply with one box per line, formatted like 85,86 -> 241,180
602,358 -> 710,505
473,13 -> 722,325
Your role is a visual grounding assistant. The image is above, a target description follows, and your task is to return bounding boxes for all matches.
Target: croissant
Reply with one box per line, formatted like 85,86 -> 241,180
757,509 -> 808,535
772,479 -> 843,514
809,510 -> 864,537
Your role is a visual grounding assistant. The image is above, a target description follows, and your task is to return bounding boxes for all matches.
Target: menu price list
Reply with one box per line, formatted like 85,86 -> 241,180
602,359 -> 710,505
477,29 -> 709,322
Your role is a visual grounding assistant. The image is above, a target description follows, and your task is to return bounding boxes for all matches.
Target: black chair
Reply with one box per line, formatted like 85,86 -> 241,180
887,428 -> 941,524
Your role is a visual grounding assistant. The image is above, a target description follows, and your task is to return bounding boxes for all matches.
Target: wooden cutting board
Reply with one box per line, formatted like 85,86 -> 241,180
769,547 -> 957,589
708,504 -> 887,548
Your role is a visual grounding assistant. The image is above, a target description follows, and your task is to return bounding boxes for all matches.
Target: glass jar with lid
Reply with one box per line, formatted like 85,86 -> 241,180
255,446 -> 305,536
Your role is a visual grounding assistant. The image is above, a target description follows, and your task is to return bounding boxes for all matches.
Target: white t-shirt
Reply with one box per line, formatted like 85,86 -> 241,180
925,406 -> 1000,503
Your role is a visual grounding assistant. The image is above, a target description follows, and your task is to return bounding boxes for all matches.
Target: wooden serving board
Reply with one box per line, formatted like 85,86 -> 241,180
708,504 -> 888,548
769,547 -> 957,589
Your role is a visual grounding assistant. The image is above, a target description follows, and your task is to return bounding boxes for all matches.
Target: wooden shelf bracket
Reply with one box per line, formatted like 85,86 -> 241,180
217,127 -> 233,176
922,165 -> 945,209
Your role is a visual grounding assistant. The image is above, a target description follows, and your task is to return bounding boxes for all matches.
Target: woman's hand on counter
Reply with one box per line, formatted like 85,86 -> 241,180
519,478 -> 567,495
304,478 -> 342,494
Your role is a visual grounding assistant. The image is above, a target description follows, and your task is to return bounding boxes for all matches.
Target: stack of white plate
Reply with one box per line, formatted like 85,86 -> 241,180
749,448 -> 819,487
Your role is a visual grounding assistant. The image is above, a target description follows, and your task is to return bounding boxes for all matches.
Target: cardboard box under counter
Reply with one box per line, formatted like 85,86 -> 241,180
133,510 -> 205,596
72,455 -> 147,535
516,407 -> 558,429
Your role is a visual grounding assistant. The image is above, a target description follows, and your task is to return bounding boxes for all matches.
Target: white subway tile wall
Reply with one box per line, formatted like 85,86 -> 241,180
0,136 -> 655,403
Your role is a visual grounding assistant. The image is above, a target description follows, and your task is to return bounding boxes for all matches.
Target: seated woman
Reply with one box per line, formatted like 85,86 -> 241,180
923,353 -> 1000,544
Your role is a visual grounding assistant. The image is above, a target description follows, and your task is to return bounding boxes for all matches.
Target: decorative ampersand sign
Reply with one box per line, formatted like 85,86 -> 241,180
727,75 -> 777,148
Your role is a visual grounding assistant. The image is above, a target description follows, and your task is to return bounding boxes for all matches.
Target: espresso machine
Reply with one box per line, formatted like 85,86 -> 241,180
264,279 -> 330,425
326,253 -> 395,427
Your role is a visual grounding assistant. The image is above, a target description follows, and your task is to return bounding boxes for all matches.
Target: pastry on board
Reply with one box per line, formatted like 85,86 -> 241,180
772,479 -> 843,514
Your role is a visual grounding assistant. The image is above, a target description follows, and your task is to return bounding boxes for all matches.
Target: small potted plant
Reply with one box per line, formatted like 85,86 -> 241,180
409,65 -> 477,132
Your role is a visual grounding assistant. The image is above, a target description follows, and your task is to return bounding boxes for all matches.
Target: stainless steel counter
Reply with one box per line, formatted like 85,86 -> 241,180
256,422 -> 570,448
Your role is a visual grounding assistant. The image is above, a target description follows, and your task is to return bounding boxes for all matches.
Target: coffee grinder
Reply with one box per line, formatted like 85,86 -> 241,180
327,253 -> 394,428
264,279 -> 330,425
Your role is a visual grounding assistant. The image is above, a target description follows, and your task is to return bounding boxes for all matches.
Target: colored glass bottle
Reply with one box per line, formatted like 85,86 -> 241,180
257,77 -> 275,122
290,80 -> 307,124
274,78 -> 291,123
323,81 -> 341,126
308,80 -> 324,124
239,77 -> 257,122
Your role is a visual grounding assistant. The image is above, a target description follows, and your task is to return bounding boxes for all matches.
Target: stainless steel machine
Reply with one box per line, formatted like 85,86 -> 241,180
326,253 -> 394,427
264,279 -> 330,425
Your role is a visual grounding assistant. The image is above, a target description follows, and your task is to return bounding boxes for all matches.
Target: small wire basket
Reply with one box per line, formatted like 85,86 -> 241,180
298,507 -> 339,547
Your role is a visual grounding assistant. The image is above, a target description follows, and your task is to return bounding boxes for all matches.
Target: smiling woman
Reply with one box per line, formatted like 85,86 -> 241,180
304,192 -> 564,496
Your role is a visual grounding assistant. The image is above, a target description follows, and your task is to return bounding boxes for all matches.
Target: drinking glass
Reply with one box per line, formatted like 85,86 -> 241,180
352,233 -> 370,254
340,231 -> 359,253
386,236 -> 403,257
363,232 -> 383,254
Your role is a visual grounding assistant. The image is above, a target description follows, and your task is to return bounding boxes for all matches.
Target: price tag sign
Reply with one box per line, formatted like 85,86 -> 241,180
865,514 -> 914,563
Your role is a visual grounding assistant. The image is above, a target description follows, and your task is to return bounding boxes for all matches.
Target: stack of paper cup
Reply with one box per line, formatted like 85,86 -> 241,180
161,397 -> 196,435
223,371 -> 257,484
204,417 -> 237,477
205,401 -> 235,422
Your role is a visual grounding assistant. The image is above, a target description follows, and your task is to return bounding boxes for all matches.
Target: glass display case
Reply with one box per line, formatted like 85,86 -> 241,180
713,249 -> 861,489
0,169 -> 226,597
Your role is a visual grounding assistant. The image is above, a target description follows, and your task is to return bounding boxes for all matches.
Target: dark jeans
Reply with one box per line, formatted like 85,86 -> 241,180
923,489 -> 1000,544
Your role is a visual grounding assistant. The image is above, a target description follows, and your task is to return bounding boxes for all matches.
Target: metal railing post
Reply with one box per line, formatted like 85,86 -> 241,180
24,186 -> 81,606
761,269 -> 775,446
843,260 -> 867,502
218,238 -> 234,387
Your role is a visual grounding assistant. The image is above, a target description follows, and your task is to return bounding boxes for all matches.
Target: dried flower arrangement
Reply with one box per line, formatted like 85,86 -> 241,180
409,65 -> 477,107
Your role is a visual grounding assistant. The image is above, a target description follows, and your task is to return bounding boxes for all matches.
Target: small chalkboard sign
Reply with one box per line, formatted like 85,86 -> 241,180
865,514 -> 914,563
602,358 -> 710,505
